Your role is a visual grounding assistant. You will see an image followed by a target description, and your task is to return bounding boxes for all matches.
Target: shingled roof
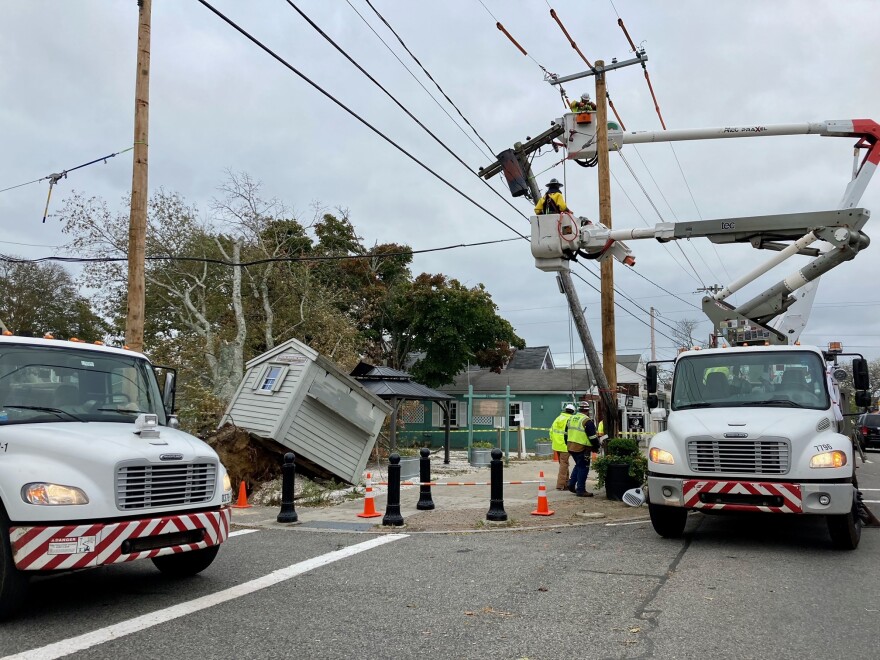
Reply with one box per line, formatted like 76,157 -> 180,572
506,346 -> 554,370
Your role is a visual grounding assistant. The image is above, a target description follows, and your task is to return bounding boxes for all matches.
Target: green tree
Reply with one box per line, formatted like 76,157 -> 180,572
0,260 -> 108,339
387,274 -> 524,387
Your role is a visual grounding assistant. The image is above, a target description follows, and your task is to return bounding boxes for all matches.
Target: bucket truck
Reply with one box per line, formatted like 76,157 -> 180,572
527,112 -> 880,548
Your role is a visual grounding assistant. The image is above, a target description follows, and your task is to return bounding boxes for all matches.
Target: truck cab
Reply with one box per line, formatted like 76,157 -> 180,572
0,335 -> 233,620
646,344 -> 870,549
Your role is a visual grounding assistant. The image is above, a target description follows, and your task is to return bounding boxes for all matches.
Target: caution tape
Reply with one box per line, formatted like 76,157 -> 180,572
373,480 -> 541,487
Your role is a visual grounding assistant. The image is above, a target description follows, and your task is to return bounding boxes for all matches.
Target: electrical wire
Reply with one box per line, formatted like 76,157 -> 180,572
0,145 -> 135,195
284,1 -> 529,223
0,236 -> 523,267
547,7 -> 594,71
343,0 -> 493,161
193,0 -> 527,238
362,0 -> 496,157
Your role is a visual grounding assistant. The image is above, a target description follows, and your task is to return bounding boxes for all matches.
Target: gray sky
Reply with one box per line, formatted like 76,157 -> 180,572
2,1 -> 879,364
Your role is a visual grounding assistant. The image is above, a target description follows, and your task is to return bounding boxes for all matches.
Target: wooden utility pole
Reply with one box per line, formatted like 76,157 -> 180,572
650,307 -> 656,361
595,60 -> 619,433
125,0 -> 152,353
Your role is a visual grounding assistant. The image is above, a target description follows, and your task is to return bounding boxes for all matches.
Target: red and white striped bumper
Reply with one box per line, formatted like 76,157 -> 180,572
10,508 -> 231,571
683,480 -> 803,513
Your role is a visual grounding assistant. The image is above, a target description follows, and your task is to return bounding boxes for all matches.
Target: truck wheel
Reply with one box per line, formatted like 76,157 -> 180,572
151,546 -> 219,577
0,510 -> 29,621
649,502 -> 688,538
827,496 -> 862,550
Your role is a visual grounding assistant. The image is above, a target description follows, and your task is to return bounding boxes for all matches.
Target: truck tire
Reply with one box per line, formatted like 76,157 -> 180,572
151,546 -> 219,577
827,495 -> 862,550
0,508 -> 29,621
649,502 -> 688,538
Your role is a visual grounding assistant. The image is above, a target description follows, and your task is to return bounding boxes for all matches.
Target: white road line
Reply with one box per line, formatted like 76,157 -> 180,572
228,529 -> 258,538
605,519 -> 650,526
859,488 -> 880,492
864,500 -> 880,504
3,534 -> 408,660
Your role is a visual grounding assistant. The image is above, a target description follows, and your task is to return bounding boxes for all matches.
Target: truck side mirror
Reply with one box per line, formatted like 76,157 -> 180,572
647,394 -> 658,409
853,358 -> 870,391
154,366 -> 177,417
855,391 -> 872,408
647,364 -> 658,394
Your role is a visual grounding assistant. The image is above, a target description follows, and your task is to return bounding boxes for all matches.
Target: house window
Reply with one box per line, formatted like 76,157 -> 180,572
260,366 -> 283,391
509,402 -> 521,427
447,401 -> 458,427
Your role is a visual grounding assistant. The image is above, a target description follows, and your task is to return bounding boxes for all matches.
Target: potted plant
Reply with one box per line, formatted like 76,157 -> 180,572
591,437 -> 648,501
470,441 -> 494,467
533,436 -> 552,458
396,446 -> 420,481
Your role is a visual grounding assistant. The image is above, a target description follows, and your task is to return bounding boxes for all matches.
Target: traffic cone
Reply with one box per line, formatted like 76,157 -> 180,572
357,472 -> 382,518
531,470 -> 555,516
553,451 -> 559,463
231,481 -> 252,509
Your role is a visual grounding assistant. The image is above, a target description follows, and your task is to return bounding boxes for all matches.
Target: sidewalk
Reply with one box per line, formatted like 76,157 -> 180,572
230,456 -> 649,534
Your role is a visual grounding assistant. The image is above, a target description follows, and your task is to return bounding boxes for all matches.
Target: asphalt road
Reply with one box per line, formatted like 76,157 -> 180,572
3,455 -> 879,660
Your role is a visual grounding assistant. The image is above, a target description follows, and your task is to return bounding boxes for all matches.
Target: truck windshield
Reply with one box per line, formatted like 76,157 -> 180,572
671,350 -> 830,411
0,344 -> 166,425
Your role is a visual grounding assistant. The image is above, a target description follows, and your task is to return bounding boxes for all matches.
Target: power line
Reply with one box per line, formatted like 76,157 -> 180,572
342,0 -> 493,161
283,1 -> 531,225
0,145 -> 135,195
193,0 -> 527,239
363,0 -> 497,157
0,236 -> 522,267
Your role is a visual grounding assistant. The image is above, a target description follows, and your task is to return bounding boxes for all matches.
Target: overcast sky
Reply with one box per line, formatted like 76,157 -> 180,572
2,1 -> 879,365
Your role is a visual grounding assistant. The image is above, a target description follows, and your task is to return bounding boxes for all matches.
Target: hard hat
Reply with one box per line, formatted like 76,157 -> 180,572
580,93 -> 591,101
578,401 -> 590,411
564,403 -> 576,413
547,178 -> 563,189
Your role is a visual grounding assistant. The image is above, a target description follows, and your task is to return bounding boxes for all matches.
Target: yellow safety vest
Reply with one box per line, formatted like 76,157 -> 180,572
597,420 -> 604,435
549,412 -> 572,452
534,191 -> 569,215
566,413 -> 589,447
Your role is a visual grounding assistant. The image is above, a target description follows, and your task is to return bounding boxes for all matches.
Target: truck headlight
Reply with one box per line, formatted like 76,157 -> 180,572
649,448 -> 675,465
222,472 -> 233,504
810,451 -> 847,468
22,483 -> 89,505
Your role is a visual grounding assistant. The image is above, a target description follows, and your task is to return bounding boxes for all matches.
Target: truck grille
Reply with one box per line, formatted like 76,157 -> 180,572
686,436 -> 790,474
116,462 -> 217,510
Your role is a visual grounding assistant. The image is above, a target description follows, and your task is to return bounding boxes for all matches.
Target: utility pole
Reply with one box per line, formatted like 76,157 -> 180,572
126,0 -> 151,353
650,307 -> 656,361
594,60 -> 618,424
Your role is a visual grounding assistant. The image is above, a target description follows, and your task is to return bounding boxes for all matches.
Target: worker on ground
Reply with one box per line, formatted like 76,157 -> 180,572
549,403 -> 575,490
566,401 -> 600,497
534,178 -> 569,216
597,418 -> 608,451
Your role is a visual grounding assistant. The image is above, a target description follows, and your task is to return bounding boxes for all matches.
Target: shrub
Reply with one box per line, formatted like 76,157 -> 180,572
591,437 -> 648,490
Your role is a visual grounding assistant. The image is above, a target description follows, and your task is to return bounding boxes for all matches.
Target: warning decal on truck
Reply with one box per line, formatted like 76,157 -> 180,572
683,480 -> 803,513
10,509 -> 231,571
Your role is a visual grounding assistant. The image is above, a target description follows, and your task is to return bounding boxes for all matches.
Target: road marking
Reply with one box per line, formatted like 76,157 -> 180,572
605,519 -> 650,526
864,500 -> 880,504
3,534 -> 408,660
228,529 -> 258,538
860,488 -> 880,492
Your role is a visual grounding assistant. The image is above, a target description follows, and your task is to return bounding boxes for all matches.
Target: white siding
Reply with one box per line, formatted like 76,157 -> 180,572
225,361 -> 307,436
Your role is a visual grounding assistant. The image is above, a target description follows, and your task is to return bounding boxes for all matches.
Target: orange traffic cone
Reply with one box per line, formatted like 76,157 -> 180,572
553,451 -> 559,463
531,470 -> 555,516
357,472 -> 382,519
231,481 -> 252,509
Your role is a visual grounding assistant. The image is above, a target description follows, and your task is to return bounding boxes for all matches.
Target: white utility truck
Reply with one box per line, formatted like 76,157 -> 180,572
520,112 -> 880,548
0,335 -> 233,619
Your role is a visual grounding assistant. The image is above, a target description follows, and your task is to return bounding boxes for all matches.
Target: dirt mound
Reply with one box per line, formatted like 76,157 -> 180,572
205,424 -> 287,491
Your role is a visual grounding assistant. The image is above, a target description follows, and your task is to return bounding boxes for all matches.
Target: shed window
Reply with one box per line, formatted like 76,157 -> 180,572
254,364 -> 288,394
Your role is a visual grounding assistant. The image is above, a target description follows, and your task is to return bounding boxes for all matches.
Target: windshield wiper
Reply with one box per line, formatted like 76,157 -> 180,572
4,405 -> 86,422
675,403 -> 715,410
741,399 -> 806,408
96,407 -> 151,415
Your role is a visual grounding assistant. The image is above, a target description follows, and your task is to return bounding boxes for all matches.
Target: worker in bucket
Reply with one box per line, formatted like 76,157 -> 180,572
566,401 -> 600,497
549,403 -> 576,490
569,92 -> 596,113
534,178 -> 569,215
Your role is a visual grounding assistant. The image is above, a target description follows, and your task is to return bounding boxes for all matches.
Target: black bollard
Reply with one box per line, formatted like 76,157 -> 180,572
276,452 -> 299,523
382,453 -> 405,526
416,447 -> 435,510
486,448 -> 508,521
